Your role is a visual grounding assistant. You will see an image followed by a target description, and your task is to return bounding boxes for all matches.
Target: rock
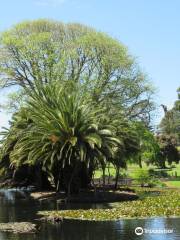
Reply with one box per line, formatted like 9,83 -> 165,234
53,217 -> 64,223
0,222 -> 38,233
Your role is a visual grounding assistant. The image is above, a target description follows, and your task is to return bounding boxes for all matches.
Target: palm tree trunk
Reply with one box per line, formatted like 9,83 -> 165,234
102,167 -> 105,189
92,172 -> 97,199
138,155 -> 142,168
114,166 -> 120,189
35,166 -> 42,190
56,167 -> 62,192
67,164 -> 77,200
107,163 -> 111,184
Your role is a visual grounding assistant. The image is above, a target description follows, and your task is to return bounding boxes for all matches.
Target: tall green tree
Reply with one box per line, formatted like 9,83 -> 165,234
0,20 -> 156,192
111,121 -> 140,188
132,122 -> 160,168
156,134 -> 179,168
157,89 -> 180,168
0,19 -> 155,123
159,89 -> 180,144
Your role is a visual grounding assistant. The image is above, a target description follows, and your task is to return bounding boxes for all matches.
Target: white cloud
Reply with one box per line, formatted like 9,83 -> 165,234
34,0 -> 65,7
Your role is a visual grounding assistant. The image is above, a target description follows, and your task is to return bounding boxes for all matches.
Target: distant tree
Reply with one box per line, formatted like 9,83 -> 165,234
156,134 -> 179,168
157,89 -> 180,168
175,87 -> 180,109
129,122 -> 159,168
159,89 -> 180,144
112,122 -> 140,189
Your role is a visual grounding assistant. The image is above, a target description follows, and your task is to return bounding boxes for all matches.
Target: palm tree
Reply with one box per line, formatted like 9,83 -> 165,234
0,108 -> 30,179
9,82 -> 120,194
0,109 -> 52,189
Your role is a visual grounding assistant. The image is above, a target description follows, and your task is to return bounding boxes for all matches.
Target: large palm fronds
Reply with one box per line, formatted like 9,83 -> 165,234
0,108 -> 31,172
10,82 -> 120,179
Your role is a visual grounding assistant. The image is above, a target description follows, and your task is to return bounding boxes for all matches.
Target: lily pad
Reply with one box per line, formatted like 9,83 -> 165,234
39,188 -> 180,221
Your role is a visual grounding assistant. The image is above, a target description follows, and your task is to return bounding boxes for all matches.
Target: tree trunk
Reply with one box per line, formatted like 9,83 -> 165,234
35,166 -> 42,190
107,163 -> 111,184
92,172 -> 97,199
102,167 -> 105,189
67,164 -> 78,200
114,167 -> 120,190
12,169 -> 17,180
138,155 -> 142,168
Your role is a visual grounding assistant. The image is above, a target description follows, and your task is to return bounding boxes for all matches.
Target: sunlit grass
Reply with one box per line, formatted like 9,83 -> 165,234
94,163 -> 180,179
164,181 -> 180,188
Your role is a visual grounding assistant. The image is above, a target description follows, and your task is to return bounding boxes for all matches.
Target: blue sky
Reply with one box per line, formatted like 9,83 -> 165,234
0,0 -> 180,129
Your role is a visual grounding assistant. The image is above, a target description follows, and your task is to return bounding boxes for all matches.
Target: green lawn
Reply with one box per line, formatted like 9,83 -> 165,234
94,163 -> 180,179
168,164 -> 180,177
164,181 -> 180,188
94,163 -> 149,179
94,165 -> 116,178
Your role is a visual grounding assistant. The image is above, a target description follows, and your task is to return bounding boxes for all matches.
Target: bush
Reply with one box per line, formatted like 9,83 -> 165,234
135,169 -> 165,187
135,169 -> 150,186
147,179 -> 166,188
148,168 -> 169,178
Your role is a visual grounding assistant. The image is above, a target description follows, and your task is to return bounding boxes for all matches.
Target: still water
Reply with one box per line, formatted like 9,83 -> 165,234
0,189 -> 179,240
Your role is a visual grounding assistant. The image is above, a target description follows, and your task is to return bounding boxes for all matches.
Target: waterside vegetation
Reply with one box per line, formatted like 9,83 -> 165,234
39,188 -> 180,221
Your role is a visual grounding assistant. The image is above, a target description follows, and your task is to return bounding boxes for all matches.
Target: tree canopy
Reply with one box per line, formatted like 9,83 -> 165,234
159,89 -> 180,144
0,19 -> 157,192
0,19 -> 155,123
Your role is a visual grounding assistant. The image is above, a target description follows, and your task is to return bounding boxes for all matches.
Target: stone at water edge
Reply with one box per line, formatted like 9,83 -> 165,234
0,222 -> 38,233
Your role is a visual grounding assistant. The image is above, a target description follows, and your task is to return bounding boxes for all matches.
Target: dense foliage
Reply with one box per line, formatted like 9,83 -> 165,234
0,19 -> 155,122
159,88 -> 180,143
0,20 -> 159,193
157,89 -> 180,167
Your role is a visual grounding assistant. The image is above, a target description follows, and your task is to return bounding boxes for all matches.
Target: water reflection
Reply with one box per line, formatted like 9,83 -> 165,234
0,189 -> 179,240
0,189 -> 29,202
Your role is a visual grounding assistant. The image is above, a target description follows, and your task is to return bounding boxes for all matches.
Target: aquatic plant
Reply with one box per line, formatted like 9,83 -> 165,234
39,189 -> 180,221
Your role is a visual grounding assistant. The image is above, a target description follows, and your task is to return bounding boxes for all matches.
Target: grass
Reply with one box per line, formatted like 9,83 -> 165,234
94,163 -> 180,179
168,164 -> 180,177
94,164 -> 116,178
94,163 -> 148,179
94,163 -> 180,191
164,181 -> 180,188
39,188 -> 180,221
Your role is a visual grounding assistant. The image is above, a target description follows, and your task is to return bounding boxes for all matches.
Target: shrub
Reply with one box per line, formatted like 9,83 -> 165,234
135,169 -> 150,186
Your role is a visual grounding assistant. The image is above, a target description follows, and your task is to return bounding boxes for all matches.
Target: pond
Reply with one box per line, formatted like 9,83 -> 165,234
0,189 -> 179,240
